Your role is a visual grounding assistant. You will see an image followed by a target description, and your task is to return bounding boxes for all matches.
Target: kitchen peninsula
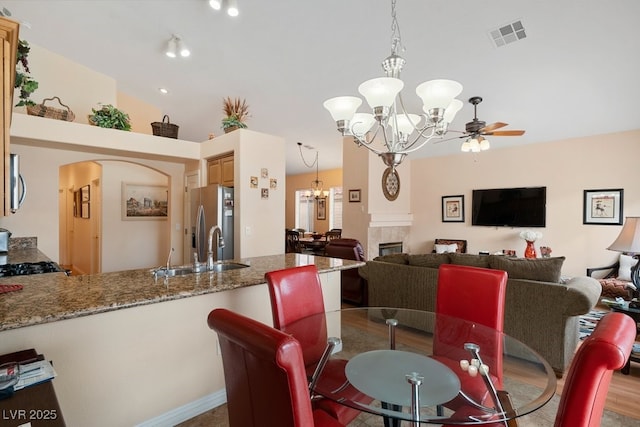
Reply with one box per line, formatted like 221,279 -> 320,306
0,253 -> 361,426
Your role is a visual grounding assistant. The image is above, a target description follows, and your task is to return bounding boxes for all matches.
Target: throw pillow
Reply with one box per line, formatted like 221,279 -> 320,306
448,253 -> 490,268
617,253 -> 636,281
488,255 -> 565,283
434,243 -> 458,254
408,253 -> 450,268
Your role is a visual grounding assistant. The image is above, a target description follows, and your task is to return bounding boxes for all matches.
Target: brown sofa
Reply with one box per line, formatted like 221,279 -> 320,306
359,252 -> 601,376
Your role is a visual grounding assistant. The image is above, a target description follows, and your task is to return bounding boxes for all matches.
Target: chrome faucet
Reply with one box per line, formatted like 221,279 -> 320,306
207,225 -> 225,269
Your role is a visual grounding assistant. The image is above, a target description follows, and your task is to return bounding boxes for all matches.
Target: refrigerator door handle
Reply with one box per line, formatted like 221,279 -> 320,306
195,205 -> 206,262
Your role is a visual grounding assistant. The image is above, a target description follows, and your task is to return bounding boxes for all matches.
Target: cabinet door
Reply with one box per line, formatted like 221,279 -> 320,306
207,159 -> 222,185
0,18 -> 18,217
221,155 -> 234,187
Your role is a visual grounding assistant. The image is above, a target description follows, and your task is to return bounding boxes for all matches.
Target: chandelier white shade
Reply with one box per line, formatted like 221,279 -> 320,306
323,0 -> 464,168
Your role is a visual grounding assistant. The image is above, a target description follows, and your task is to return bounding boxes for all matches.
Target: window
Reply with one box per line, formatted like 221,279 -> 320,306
329,187 -> 342,230
295,190 -> 314,231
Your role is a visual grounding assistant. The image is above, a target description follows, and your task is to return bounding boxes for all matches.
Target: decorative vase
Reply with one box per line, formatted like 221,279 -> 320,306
524,240 -> 537,259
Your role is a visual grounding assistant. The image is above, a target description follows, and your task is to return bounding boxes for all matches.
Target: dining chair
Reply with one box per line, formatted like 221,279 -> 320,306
207,308 -> 345,427
443,312 -> 636,427
325,229 -> 342,242
286,229 -> 302,253
433,264 -> 508,412
265,265 -> 369,425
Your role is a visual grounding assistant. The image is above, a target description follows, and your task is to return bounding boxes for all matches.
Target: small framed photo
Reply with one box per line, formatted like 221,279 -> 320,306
261,188 -> 269,199
250,176 -> 258,188
442,195 -> 464,223
583,188 -> 623,225
348,189 -> 361,203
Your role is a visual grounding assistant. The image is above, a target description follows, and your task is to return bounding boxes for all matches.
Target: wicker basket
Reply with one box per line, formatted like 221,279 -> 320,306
151,115 -> 179,139
27,96 -> 75,122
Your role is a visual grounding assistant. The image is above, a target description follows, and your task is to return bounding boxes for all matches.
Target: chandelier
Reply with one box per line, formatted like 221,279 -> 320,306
298,142 -> 329,200
323,0 -> 464,169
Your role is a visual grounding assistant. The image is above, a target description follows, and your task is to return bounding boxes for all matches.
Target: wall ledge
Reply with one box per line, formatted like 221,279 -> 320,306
369,212 -> 413,227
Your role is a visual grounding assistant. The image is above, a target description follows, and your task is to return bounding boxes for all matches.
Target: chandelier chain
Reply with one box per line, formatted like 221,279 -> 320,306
390,0 -> 404,55
297,143 -> 318,169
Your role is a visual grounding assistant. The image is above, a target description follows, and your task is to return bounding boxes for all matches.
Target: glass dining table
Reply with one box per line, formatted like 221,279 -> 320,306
281,307 -> 557,426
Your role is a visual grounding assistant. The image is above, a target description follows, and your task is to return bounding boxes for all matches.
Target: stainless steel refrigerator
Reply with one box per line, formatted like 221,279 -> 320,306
190,185 -> 234,262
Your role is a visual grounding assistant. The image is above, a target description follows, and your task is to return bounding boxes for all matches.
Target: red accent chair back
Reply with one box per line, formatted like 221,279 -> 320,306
207,308 -> 344,427
265,265 -> 368,425
434,264 -> 508,409
554,312 -> 635,427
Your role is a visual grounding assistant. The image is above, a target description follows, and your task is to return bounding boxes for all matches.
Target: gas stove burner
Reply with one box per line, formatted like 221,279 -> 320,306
0,261 -> 65,277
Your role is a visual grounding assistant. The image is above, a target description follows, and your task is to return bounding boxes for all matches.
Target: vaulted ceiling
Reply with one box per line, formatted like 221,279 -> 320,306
5,0 -> 640,174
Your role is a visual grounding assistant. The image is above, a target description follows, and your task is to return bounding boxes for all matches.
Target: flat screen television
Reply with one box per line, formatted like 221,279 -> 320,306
472,187 -> 546,227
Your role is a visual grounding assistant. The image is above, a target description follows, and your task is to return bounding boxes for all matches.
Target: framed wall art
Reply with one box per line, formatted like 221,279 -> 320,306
317,197 -> 327,220
442,195 -> 464,223
583,188 -> 623,225
122,183 -> 168,220
348,189 -> 361,203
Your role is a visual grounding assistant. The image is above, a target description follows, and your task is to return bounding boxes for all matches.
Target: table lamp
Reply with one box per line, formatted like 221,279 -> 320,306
608,216 -> 640,306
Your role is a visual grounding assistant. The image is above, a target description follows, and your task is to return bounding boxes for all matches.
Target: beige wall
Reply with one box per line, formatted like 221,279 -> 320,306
117,91 -> 162,135
409,129 -> 640,277
285,168 -> 342,234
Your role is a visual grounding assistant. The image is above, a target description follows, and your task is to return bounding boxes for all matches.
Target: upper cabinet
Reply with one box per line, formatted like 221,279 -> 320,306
207,152 -> 234,187
0,17 -> 18,217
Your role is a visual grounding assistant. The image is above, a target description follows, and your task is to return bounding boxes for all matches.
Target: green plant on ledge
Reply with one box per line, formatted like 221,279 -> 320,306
15,39 -> 39,107
221,97 -> 249,132
88,104 -> 132,131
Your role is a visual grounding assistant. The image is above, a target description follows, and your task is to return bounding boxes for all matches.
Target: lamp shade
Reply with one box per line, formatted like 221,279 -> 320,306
350,113 -> 376,136
415,79 -> 463,110
323,96 -> 362,122
389,113 -> 422,134
479,137 -> 490,151
358,77 -> 404,109
443,99 -> 463,123
608,217 -> 640,253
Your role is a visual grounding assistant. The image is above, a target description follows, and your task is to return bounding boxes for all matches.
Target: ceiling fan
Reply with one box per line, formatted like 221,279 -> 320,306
440,96 -> 525,152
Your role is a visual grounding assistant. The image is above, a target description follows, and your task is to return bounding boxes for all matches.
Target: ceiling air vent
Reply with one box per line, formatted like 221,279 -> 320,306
489,20 -> 527,48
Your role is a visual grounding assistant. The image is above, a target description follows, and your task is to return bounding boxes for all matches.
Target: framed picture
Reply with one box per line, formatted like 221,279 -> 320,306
261,188 -> 269,199
317,198 -> 327,220
442,195 -> 464,222
348,189 -> 361,203
583,188 -> 623,225
122,183 -> 168,220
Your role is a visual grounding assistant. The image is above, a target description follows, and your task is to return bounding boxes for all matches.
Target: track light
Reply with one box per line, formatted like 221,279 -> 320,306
165,35 -> 190,59
209,0 -> 239,17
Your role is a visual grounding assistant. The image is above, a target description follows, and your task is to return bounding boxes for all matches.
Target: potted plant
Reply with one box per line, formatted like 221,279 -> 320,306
221,97 -> 249,133
15,39 -> 39,107
88,104 -> 132,131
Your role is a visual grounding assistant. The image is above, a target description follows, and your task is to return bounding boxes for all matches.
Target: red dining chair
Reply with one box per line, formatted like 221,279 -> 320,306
433,264 -> 508,412
207,308 -> 345,427
444,312 -> 636,427
265,265 -> 369,425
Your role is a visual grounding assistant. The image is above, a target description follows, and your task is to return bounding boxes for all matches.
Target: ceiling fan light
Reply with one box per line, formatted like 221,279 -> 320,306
350,113 -> 376,136
479,137 -> 490,151
323,96 -> 362,122
415,79 -> 463,110
358,77 -> 404,109
470,138 -> 481,152
209,0 -> 222,10
461,141 -> 471,152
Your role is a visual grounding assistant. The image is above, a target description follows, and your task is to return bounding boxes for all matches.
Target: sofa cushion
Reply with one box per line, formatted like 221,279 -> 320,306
408,253 -> 450,268
373,253 -> 408,265
449,253 -> 490,268
489,255 -> 565,283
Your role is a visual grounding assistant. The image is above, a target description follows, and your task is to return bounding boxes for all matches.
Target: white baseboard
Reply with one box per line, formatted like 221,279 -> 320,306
135,389 -> 227,427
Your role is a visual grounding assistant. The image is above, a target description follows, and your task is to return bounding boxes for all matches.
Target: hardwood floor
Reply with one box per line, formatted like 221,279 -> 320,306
180,306 -> 640,426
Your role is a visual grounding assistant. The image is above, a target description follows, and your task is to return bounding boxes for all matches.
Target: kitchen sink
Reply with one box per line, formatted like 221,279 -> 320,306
152,262 -> 249,278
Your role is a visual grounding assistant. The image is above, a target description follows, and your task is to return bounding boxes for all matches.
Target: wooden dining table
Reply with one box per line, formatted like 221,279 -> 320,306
300,235 -> 328,254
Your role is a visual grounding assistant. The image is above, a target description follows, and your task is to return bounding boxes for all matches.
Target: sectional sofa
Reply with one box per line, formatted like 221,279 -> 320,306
358,252 -> 601,376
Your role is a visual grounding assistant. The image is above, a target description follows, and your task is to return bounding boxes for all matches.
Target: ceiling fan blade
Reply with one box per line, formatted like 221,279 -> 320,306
433,134 -> 467,144
484,130 -> 526,136
480,122 -> 508,132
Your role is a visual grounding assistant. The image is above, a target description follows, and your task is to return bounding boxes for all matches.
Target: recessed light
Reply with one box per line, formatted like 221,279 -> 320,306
159,88 -> 169,94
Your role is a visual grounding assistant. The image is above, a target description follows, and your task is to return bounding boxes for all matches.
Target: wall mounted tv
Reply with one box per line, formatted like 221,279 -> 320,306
472,187 -> 546,227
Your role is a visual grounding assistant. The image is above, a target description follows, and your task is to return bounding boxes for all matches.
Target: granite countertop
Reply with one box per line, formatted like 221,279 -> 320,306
0,253 -> 364,332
